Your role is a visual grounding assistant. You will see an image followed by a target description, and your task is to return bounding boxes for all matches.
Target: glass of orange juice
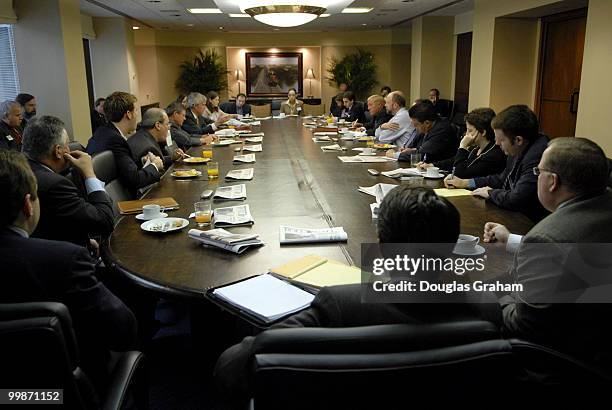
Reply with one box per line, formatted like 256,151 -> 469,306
194,201 -> 212,227
207,161 -> 219,179
202,149 -> 213,159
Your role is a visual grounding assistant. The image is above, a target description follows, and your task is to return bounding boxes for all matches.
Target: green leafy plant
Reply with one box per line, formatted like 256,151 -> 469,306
175,49 -> 228,95
326,48 -> 378,100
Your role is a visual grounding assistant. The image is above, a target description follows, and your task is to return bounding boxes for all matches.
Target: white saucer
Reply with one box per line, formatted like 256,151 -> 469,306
140,217 -> 189,233
424,173 -> 445,179
135,212 -> 168,221
359,153 -> 377,156
453,244 -> 486,256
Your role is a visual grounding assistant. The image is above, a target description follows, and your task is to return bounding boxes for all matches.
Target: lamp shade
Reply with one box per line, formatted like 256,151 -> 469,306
240,1 -> 331,27
305,68 -> 316,79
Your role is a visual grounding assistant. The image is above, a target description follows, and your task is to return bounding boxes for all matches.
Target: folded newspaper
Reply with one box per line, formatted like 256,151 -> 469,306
226,168 -> 254,180
381,168 -> 424,178
233,154 -> 256,163
279,225 -> 348,244
358,183 -> 398,203
321,144 -> 344,152
338,156 -> 396,163
312,136 -> 332,142
214,204 -> 254,227
214,184 -> 247,201
243,144 -> 263,152
245,136 -> 263,143
214,139 -> 240,146
188,228 -> 263,254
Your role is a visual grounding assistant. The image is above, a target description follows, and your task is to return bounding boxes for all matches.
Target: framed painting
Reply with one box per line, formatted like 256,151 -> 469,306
245,52 -> 303,97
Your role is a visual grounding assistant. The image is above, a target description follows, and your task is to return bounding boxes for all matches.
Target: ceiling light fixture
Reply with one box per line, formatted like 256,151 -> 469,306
228,14 -> 251,18
187,8 -> 223,14
341,7 -> 373,13
240,1 -> 332,27
132,26 -> 140,30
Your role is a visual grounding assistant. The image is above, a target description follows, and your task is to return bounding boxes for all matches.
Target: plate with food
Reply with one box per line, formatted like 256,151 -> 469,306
373,143 -> 396,150
141,217 -> 189,233
357,136 -> 372,142
182,157 -> 210,164
171,169 -> 202,178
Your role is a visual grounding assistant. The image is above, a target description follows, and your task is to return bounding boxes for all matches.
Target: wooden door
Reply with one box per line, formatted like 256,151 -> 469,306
536,9 -> 587,139
454,32 -> 472,116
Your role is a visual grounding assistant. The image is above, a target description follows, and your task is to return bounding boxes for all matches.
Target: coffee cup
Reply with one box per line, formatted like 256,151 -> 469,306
362,148 -> 376,155
340,127 -> 349,133
142,204 -> 162,219
426,167 -> 441,177
339,118 -> 346,124
279,112 -> 286,118
454,234 -> 480,253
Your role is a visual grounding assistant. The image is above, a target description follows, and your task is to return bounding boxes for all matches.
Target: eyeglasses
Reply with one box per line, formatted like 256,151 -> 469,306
532,166 -> 556,176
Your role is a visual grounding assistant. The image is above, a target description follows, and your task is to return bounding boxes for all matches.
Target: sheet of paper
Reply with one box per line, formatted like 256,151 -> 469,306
296,261 -> 362,288
213,274 -> 315,322
270,254 -> 328,279
243,144 -> 262,152
433,188 -> 473,197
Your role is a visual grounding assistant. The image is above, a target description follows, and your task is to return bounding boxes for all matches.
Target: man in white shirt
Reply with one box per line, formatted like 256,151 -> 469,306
375,91 -> 417,149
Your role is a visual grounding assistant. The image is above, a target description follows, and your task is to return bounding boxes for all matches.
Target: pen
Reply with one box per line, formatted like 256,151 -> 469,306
423,153 -> 427,163
450,166 -> 455,179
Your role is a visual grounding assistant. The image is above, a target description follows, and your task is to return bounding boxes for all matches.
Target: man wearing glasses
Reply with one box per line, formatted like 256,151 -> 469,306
444,104 -> 549,222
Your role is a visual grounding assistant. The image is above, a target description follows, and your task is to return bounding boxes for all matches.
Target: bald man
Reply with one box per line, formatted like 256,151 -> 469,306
128,107 -> 185,170
364,94 -> 392,136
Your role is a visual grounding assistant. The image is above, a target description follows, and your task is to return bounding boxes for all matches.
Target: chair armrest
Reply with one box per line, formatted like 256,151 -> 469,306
102,351 -> 146,410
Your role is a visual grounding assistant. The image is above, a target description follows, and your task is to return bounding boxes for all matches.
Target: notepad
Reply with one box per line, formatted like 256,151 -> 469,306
433,188 -> 473,197
212,274 -> 315,323
271,255 -> 361,288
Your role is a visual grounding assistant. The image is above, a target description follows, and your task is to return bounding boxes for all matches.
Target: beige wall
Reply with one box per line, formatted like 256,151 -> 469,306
489,18 -> 540,111
133,28 -> 411,111
89,18 -> 139,101
0,0 -> 16,23
410,16 -> 454,102
13,0 -> 91,142
81,13 -> 95,39
575,0 -> 612,154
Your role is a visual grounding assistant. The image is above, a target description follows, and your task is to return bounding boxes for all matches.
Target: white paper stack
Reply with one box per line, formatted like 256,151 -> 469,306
226,168 -> 254,180
381,168 -> 424,178
214,204 -> 254,227
245,136 -> 263,143
321,144 -> 344,152
233,154 -> 256,163
243,144 -> 263,152
338,156 -> 396,163
189,228 -> 264,254
212,274 -> 315,322
279,225 -> 348,244
214,184 -> 247,201
214,139 -> 240,146
312,136 -> 332,143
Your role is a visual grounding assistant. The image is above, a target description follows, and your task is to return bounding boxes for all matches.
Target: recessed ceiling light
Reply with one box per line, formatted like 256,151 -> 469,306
132,26 -> 140,30
361,23 -> 367,26
320,13 -> 330,17
342,7 -> 373,13
187,8 -> 223,14
219,26 -> 224,30
187,24 -> 194,27
229,14 -> 250,18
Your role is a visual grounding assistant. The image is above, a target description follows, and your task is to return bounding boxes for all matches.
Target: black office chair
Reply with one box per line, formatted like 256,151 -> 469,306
271,100 -> 282,116
607,158 -> 612,188
0,302 -> 147,410
248,321 -> 521,408
91,150 -> 133,217
69,141 -> 86,152
451,111 -> 466,141
220,101 -> 233,113
437,99 -> 454,119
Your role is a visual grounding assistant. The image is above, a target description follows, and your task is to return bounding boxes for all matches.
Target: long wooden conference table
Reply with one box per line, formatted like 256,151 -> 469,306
106,117 -> 534,298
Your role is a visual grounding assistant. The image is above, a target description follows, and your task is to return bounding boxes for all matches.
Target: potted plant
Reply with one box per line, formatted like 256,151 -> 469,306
326,48 -> 378,100
175,49 -> 229,95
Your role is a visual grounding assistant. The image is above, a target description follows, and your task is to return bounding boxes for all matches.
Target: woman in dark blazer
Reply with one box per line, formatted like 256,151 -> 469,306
419,108 -> 506,179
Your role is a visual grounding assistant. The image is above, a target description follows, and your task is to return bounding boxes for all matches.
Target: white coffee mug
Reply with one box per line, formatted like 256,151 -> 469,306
363,148 -> 376,155
142,204 -> 161,219
426,167 -> 440,177
339,119 -> 346,124
455,234 -> 480,253
279,112 -> 286,117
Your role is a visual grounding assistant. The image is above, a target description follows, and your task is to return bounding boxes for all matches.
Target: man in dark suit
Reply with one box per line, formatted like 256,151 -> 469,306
483,137 -> 612,370
223,93 -> 252,117
364,94 -> 392,136
0,100 -> 24,151
90,97 -> 107,133
445,105 -> 549,222
15,93 -> 37,131
86,91 -> 163,198
128,107 -> 185,169
21,115 -> 114,248
0,150 -> 137,392
214,187 -> 501,407
340,91 -> 366,124
398,100 -> 458,163
182,92 -> 230,135
166,102 -> 217,150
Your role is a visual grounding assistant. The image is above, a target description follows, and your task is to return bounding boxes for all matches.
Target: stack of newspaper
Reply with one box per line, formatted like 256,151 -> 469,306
245,136 -> 263,143
233,154 -> 256,163
188,228 -> 264,254
338,156 -> 396,163
358,183 -> 399,219
243,144 -> 263,152
321,144 -> 344,151
226,168 -> 254,181
214,184 -> 247,201
279,225 -> 348,244
381,168 -> 424,178
214,204 -> 255,227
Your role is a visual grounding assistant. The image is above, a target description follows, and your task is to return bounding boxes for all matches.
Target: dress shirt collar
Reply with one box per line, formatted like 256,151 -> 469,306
112,123 -> 127,140
7,226 -> 28,238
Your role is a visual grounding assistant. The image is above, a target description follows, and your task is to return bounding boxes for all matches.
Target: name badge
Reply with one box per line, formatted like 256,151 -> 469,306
297,106 -> 302,111
5,135 -> 13,141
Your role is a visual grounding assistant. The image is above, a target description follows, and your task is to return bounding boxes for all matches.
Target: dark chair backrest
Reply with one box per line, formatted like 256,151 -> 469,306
91,150 -> 132,217
250,321 -> 520,407
219,101 -> 233,113
271,100 -> 282,116
69,142 -> 86,152
438,99 -> 454,119
451,111 -> 467,140
0,302 -> 99,409
608,158 -> 612,188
